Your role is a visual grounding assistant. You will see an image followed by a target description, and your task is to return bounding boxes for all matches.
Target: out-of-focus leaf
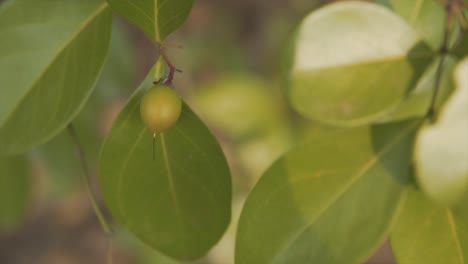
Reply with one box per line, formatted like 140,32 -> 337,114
95,20 -> 137,100
415,57 -> 468,206
453,31 -> 468,59
236,130 -> 292,182
389,0 -> 445,49
99,66 -> 231,260
33,21 -> 136,198
0,156 -> 30,231
288,1 -> 433,126
236,120 -> 418,264
378,56 -> 456,122
375,0 -> 392,8
391,187 -> 468,264
0,0 -> 112,155
106,0 -> 194,43
191,76 -> 287,140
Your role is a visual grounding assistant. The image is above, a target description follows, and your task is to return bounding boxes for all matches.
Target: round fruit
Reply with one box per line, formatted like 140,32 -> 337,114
140,84 -> 182,133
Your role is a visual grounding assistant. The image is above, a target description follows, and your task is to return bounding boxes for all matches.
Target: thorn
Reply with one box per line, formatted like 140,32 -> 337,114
176,69 -> 183,73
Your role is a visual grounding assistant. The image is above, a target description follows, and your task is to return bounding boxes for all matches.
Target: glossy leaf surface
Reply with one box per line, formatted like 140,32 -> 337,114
99,67 -> 231,260
0,0 -> 112,154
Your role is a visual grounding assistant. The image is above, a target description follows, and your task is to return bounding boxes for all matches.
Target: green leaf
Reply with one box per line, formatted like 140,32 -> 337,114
415,57 -> 468,206
391,187 -> 468,264
0,156 -> 30,231
453,31 -> 468,59
378,56 -> 456,122
389,0 -> 445,49
375,0 -> 392,8
0,0 -> 112,155
235,120 -> 419,264
99,67 -> 232,260
106,0 -> 194,43
191,76 -> 287,139
288,1 -> 433,126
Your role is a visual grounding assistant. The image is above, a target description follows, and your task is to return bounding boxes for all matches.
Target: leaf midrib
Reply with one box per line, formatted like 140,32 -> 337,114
154,0 -> 160,42
272,122 -> 418,263
409,0 -> 424,24
446,210 -> 465,264
0,2 -> 108,129
160,133 -> 182,216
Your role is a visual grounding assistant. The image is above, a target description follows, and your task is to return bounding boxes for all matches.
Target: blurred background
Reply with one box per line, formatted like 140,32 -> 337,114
0,0 -> 395,263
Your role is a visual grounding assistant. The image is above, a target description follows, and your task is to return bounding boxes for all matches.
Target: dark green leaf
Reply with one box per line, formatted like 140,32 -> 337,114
0,0 -> 112,155
375,0 -> 392,8
453,31 -> 468,59
0,156 -> 30,231
106,0 -> 194,43
288,2 -> 433,126
236,120 -> 419,264
391,187 -> 468,264
99,66 -> 231,260
389,0 -> 445,49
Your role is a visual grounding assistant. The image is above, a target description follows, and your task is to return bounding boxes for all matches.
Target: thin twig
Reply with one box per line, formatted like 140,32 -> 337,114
159,46 -> 182,86
67,124 -> 113,234
107,238 -> 113,264
426,1 -> 455,122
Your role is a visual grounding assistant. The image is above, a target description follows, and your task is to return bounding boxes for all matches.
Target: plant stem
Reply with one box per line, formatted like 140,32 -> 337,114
67,124 -> 113,234
159,46 -> 182,86
426,1 -> 456,122
107,239 -> 113,264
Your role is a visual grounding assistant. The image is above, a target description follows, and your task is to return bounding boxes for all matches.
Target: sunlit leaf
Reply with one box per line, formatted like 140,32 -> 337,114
99,66 -> 231,260
236,120 -> 419,264
0,156 -> 30,231
106,0 -> 194,43
378,56 -> 456,122
415,57 -> 468,206
0,0 -> 112,155
288,1 -> 433,126
391,187 -> 468,264
389,0 -> 445,49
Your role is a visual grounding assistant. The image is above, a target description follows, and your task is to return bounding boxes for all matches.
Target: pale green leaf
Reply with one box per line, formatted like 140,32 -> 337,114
0,0 -> 112,155
191,76 -> 287,139
378,56 -> 456,122
391,187 -> 468,264
99,67 -> 231,260
0,156 -> 30,231
415,57 -> 468,206
106,0 -> 194,43
389,0 -> 445,49
235,120 -> 419,264
289,1 -> 433,126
